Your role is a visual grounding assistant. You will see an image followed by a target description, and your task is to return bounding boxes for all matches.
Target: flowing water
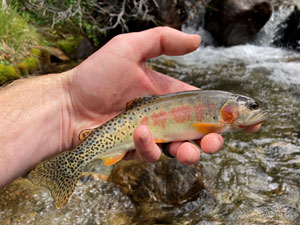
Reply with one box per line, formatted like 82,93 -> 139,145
149,4 -> 300,224
1,2 -> 300,225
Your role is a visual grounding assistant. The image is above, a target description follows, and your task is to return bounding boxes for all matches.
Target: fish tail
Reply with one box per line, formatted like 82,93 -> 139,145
28,150 -> 84,208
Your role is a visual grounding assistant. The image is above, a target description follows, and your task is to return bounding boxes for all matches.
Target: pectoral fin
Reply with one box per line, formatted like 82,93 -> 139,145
78,128 -> 93,142
192,123 -> 224,135
101,152 -> 127,166
126,97 -> 144,110
155,139 -> 166,143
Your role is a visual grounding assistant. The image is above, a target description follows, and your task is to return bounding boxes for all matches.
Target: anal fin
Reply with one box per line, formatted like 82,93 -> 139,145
125,97 -> 144,110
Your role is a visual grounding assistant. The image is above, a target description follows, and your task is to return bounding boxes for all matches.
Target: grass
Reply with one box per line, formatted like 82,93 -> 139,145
0,5 -> 43,65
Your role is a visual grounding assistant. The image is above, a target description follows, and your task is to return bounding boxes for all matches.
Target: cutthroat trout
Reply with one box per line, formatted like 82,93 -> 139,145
28,90 -> 267,208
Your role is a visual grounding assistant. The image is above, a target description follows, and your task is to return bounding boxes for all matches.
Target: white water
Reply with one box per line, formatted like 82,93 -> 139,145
171,5 -> 300,88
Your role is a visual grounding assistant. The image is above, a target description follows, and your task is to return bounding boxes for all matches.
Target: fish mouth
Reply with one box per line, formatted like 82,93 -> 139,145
239,110 -> 268,128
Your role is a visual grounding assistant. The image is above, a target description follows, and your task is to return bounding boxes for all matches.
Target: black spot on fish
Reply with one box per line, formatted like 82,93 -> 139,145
237,96 -> 249,103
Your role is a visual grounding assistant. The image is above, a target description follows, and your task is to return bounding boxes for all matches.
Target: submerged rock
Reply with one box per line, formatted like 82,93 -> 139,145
273,4 -> 300,51
0,177 -> 135,225
204,0 -> 272,46
109,158 -> 206,205
109,158 -> 216,224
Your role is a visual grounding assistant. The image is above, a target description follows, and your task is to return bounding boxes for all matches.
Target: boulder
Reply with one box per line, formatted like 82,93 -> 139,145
154,0 -> 188,30
204,0 -> 273,46
108,158 -> 206,205
123,0 -> 188,32
273,5 -> 300,51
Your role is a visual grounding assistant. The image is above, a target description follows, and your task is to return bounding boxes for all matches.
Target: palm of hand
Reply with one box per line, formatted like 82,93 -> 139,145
68,29 -> 198,142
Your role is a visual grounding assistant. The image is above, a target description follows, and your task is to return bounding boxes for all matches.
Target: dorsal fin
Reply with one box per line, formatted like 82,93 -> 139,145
125,97 -> 145,110
78,128 -> 93,142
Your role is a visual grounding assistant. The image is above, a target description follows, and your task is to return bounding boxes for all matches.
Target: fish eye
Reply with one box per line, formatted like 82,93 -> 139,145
248,101 -> 260,110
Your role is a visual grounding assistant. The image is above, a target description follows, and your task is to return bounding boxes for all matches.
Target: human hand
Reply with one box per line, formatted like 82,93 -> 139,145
67,27 -> 260,165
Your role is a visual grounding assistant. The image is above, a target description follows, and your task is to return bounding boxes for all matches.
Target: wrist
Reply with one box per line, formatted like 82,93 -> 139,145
0,71 -> 73,186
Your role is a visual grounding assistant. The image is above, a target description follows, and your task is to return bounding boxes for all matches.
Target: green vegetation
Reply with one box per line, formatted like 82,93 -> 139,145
0,64 -> 20,85
0,0 -> 157,84
0,4 -> 45,84
24,57 -> 39,74
58,35 -> 83,56
0,5 -> 42,64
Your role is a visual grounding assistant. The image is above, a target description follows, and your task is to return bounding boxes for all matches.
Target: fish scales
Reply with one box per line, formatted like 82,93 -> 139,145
28,90 -> 267,208
81,91 -> 226,158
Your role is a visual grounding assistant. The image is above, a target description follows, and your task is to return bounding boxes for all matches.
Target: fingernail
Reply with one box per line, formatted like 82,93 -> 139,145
188,146 -> 198,162
140,128 -> 151,145
215,135 -> 223,149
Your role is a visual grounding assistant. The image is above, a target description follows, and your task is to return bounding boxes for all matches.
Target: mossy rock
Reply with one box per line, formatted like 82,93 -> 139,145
58,35 -> 83,57
30,48 -> 42,58
23,57 -> 39,74
16,62 -> 29,76
0,64 -> 20,84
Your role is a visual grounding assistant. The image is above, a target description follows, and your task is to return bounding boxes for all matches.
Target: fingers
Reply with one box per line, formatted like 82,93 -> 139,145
116,27 -> 201,61
127,123 -> 259,164
130,125 -> 161,162
167,133 -> 223,165
196,133 -> 224,154
169,142 -> 201,165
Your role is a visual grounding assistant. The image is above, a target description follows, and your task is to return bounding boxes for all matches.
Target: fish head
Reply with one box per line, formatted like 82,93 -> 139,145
220,94 -> 268,130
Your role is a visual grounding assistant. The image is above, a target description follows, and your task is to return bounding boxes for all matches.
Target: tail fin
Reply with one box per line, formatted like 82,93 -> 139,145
28,151 -> 83,208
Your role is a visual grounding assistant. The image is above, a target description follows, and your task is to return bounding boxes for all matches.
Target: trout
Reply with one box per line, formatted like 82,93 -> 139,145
28,90 -> 267,208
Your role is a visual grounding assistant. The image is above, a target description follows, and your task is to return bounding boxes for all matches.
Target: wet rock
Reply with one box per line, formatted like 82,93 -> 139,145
273,4 -> 300,51
204,0 -> 273,46
47,46 -> 70,62
108,158 -> 206,206
0,177 -> 135,225
76,37 -> 96,59
154,0 -> 188,30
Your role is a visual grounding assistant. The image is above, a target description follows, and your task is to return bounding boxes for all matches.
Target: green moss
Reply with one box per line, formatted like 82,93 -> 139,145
24,57 -> 39,73
16,62 -> 29,76
0,64 -> 21,84
58,35 -> 83,56
30,48 -> 42,58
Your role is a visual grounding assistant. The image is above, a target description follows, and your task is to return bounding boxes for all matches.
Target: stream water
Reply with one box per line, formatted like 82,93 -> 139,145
1,2 -> 300,225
